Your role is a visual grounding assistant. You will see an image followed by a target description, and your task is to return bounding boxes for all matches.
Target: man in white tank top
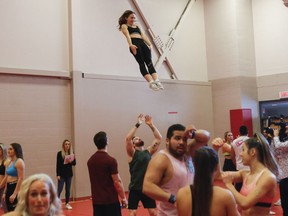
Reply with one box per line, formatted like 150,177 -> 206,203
143,124 -> 210,216
230,125 -> 249,191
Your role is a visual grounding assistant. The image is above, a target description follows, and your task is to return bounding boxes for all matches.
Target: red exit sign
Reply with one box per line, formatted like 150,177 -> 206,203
279,91 -> 288,99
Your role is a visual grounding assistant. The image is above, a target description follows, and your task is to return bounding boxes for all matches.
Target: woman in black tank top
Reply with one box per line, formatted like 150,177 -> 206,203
118,10 -> 164,91
0,143 -> 8,212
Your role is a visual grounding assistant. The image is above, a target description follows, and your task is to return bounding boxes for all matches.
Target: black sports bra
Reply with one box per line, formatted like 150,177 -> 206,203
127,25 -> 141,35
0,160 -> 6,175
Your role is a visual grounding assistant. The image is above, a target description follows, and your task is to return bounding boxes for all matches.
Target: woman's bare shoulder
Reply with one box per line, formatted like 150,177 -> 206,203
213,186 -> 234,198
3,212 -> 21,216
120,24 -> 128,29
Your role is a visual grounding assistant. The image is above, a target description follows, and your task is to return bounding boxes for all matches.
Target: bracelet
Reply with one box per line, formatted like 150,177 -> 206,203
191,130 -> 196,139
168,194 -> 176,204
135,123 -> 140,128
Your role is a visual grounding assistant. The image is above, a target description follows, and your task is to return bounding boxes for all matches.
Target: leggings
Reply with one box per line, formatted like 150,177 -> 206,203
5,182 -> 18,212
280,177 -> 288,216
0,186 -> 8,212
130,38 -> 157,77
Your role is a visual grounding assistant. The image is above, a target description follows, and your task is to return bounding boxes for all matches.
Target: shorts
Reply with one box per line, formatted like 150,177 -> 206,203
128,190 -> 156,209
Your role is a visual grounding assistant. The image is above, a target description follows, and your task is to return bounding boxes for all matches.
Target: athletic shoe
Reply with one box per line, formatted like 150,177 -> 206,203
149,82 -> 159,91
65,203 -> 72,210
274,199 -> 281,206
155,81 -> 164,90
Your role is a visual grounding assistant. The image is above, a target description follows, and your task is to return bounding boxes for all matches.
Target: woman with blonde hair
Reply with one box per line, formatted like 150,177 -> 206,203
56,139 -> 76,210
222,133 -> 280,216
3,173 -> 63,216
222,131 -> 237,171
0,143 -> 9,212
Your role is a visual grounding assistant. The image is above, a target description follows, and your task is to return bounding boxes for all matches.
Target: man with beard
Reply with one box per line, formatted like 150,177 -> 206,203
143,124 -> 210,216
125,114 -> 162,216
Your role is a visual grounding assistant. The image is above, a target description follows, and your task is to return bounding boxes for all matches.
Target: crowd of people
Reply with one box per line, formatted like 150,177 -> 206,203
1,113 -> 288,216
1,112 -> 288,216
0,140 -> 76,216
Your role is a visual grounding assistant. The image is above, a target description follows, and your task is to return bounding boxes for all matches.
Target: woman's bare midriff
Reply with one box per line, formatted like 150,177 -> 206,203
7,176 -> 18,183
130,33 -> 142,39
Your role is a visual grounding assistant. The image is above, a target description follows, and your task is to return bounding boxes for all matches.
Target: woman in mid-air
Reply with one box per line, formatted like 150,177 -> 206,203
118,10 -> 163,91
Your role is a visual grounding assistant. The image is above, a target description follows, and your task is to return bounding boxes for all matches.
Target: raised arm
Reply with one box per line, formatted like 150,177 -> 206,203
125,114 -> 144,161
185,126 -> 210,157
145,115 -> 162,155
222,170 -> 276,209
273,129 -> 288,150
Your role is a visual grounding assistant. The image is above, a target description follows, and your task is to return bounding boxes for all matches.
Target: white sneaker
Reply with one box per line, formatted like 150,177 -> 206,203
274,199 -> 281,206
149,82 -> 159,91
65,203 -> 72,210
155,81 -> 164,90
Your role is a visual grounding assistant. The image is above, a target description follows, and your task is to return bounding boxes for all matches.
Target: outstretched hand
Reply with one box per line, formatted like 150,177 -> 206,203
137,114 -> 144,125
121,198 -> 128,209
184,125 -> 197,139
212,137 -> 224,151
145,115 -> 153,127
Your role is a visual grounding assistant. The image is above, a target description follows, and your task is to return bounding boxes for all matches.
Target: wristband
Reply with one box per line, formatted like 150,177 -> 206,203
168,194 -> 176,204
191,130 -> 196,139
135,123 -> 140,128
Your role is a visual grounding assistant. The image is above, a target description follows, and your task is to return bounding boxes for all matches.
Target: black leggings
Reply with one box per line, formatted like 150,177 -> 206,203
5,182 -> 18,212
130,38 -> 157,77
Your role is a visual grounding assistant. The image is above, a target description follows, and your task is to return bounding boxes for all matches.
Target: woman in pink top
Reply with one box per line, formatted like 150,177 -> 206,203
222,133 -> 279,216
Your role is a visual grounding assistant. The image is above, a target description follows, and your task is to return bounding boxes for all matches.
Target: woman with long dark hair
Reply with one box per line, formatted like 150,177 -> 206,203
176,146 -> 239,216
2,143 -> 25,212
222,133 -> 280,216
118,10 -> 163,91
0,143 -> 8,212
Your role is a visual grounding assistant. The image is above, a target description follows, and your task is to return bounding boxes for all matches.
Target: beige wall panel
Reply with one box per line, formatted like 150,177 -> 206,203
0,74 -> 72,192
72,71 -> 214,197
